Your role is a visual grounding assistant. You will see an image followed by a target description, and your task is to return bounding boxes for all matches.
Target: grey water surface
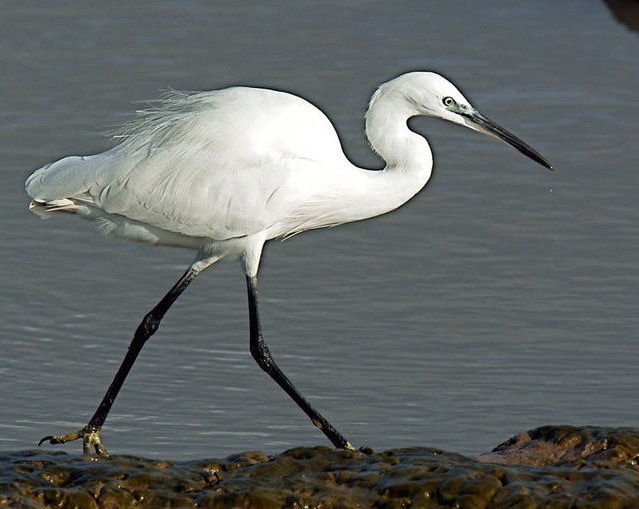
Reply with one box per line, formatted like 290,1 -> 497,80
1,1 -> 637,460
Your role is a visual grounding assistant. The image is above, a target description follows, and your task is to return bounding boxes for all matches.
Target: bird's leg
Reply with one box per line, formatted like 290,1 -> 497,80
245,275 -> 355,451
39,262 -> 207,455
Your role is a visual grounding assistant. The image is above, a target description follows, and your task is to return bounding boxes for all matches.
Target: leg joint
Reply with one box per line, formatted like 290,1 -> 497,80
250,334 -> 275,372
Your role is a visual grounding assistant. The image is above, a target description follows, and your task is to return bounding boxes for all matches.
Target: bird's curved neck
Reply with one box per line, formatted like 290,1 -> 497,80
362,90 -> 433,207
366,89 -> 432,172
277,91 -> 435,235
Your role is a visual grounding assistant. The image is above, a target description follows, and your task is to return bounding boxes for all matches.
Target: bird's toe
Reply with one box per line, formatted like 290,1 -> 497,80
38,426 -> 108,456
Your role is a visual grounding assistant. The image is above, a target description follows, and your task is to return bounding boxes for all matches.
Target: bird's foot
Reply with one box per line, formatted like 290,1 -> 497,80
39,425 -> 108,456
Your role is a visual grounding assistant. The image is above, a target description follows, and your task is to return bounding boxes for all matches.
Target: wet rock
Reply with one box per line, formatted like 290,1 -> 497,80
477,425 -> 639,467
1,426 -> 638,508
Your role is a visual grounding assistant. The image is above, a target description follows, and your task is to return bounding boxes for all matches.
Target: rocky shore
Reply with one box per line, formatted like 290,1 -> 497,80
1,425 -> 638,508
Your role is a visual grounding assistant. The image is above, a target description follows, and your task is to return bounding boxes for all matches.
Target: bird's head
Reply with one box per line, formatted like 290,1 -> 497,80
378,72 -> 553,170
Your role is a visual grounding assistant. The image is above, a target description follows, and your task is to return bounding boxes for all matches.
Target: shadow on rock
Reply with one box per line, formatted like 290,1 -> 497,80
1,425 -> 638,508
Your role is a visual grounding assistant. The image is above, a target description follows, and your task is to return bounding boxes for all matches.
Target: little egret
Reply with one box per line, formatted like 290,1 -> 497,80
26,72 -> 552,455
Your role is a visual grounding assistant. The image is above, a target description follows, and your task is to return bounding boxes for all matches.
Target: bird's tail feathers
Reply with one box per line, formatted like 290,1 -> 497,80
28,199 -> 92,219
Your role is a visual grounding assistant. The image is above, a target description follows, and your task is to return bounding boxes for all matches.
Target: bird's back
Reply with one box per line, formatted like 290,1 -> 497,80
26,86 -> 351,242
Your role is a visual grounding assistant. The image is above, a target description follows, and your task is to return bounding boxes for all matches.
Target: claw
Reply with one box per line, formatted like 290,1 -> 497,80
38,425 -> 109,456
38,435 -> 55,446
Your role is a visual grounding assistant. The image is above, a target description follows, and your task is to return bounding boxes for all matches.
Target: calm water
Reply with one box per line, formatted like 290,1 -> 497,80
1,1 -> 638,460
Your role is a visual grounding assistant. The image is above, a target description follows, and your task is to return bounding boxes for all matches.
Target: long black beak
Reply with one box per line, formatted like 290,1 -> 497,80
462,110 -> 554,170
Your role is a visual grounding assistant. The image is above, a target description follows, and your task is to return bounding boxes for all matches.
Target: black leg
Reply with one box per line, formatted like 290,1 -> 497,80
39,263 -> 203,455
245,275 -> 354,450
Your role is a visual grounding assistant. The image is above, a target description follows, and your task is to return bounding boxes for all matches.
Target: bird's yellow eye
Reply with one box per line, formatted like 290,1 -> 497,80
442,96 -> 455,107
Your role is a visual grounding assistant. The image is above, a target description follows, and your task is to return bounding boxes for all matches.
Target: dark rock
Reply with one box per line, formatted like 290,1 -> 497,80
477,425 -> 639,467
1,426 -> 638,508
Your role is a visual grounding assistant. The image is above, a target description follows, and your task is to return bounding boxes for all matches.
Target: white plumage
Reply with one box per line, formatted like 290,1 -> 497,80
28,88 -> 351,245
27,72 -> 552,455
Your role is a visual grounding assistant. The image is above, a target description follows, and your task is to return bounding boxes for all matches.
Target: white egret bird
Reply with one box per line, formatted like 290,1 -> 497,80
26,72 -> 552,455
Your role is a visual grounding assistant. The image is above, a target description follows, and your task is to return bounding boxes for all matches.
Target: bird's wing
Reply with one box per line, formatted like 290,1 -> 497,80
26,87 -> 349,240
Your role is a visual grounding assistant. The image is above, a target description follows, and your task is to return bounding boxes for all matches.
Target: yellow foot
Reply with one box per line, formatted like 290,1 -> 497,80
38,425 -> 108,456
